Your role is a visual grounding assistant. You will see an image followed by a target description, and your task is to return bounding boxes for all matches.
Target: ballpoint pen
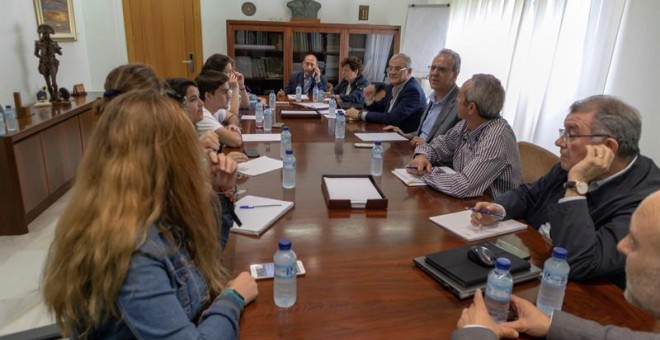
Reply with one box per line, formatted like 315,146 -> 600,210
465,207 -> 505,220
239,204 -> 282,209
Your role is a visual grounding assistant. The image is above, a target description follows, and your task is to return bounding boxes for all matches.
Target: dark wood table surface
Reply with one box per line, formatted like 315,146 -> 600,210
225,105 -> 654,339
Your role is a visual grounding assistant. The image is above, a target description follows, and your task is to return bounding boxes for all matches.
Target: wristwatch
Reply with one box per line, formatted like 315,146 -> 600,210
564,180 -> 589,195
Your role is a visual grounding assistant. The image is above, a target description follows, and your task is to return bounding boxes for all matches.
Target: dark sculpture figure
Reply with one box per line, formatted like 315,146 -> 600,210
287,0 -> 321,19
35,25 -> 62,102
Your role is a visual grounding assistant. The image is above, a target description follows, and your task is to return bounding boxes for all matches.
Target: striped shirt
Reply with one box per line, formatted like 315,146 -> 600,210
414,118 -> 522,198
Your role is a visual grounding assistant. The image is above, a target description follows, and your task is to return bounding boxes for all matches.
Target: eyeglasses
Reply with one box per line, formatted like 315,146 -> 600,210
385,66 -> 408,74
427,65 -> 451,73
558,128 -> 609,143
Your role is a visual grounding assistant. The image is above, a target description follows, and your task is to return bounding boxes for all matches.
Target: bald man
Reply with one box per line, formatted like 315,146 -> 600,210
452,190 -> 660,339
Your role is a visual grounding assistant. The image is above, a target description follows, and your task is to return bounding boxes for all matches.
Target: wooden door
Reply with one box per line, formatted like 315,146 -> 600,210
122,0 -> 203,79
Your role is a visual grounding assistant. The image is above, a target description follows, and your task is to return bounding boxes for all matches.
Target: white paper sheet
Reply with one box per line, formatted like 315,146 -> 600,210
291,102 -> 329,110
238,156 -> 283,176
231,195 -> 294,236
241,134 -> 282,142
354,132 -> 408,142
323,177 -> 383,205
429,210 -> 527,241
241,115 -> 256,120
281,110 -> 318,116
287,94 -> 309,100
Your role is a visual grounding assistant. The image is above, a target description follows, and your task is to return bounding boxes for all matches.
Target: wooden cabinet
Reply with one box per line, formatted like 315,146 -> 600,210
227,20 -> 400,95
0,94 -> 101,235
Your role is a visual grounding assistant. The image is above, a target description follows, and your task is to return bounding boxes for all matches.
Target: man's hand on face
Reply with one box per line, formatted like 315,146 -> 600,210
568,144 -> 615,182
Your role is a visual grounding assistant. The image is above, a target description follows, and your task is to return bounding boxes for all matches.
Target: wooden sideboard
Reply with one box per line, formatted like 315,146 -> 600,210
0,93 -> 101,235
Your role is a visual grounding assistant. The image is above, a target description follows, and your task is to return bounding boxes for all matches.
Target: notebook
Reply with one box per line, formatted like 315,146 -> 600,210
231,195 -> 294,236
392,168 -> 426,186
429,210 -> 527,241
414,242 -> 541,299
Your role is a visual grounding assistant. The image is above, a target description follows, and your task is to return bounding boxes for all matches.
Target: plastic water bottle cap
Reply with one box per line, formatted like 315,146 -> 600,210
338,111 -> 344,116
278,238 -> 292,250
286,149 -> 293,155
552,247 -> 568,259
283,126 -> 289,131
495,257 -> 511,270
375,141 -> 382,145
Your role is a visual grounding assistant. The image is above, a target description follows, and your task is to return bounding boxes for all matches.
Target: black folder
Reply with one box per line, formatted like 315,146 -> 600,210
424,242 -> 531,287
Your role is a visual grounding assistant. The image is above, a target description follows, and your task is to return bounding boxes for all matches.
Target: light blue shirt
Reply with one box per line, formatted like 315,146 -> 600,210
419,91 -> 449,139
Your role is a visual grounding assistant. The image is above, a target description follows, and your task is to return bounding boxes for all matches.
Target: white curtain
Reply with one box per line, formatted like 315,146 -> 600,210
445,0 -> 626,154
362,34 -> 394,82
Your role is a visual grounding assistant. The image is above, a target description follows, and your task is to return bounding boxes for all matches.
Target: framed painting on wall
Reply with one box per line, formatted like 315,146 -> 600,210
33,0 -> 77,41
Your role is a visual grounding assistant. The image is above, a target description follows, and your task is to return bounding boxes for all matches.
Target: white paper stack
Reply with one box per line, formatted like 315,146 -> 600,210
392,168 -> 426,187
429,210 -> 527,241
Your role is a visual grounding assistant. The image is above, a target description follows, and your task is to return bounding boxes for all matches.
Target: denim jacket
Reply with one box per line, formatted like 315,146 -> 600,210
87,223 -> 242,339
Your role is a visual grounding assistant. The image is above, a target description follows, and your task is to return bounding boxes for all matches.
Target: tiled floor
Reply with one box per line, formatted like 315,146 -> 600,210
0,191 -> 71,336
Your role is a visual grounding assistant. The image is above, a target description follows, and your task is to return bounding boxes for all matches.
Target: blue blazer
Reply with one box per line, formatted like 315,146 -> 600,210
364,77 -> 426,133
285,71 -> 328,96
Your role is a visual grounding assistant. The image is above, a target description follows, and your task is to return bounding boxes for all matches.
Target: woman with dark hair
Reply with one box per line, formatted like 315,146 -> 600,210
328,56 -> 370,106
203,53 -> 250,112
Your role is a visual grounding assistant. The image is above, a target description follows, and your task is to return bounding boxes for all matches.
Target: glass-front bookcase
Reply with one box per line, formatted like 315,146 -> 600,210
227,21 -> 400,94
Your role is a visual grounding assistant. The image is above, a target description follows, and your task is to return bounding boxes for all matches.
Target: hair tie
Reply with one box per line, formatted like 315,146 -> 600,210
103,89 -> 120,99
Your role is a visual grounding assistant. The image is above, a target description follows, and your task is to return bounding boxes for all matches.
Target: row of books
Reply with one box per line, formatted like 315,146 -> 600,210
292,32 -> 340,53
234,31 -> 284,50
235,56 -> 283,79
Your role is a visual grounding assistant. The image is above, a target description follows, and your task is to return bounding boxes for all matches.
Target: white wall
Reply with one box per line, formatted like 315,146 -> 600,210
605,0 -> 660,162
0,0 -> 93,107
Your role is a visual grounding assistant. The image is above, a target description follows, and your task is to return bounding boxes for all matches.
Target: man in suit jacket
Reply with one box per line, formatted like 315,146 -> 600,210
384,49 -> 462,146
345,53 -> 426,133
471,95 -> 660,285
285,54 -> 327,97
452,189 -> 660,339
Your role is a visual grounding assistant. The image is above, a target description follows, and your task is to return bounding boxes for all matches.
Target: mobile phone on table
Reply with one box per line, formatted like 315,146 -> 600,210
249,260 -> 306,280
244,148 -> 260,158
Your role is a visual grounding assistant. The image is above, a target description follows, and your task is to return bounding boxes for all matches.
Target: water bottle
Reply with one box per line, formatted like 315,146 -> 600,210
335,111 -> 345,139
280,126 -> 291,159
282,149 -> 296,189
328,98 -> 337,118
5,105 -> 18,132
536,247 -> 570,315
485,257 -> 513,323
274,238 -> 297,307
371,141 -> 384,176
0,105 -> 6,135
255,101 -> 264,129
263,107 -> 273,132
313,85 -> 320,102
269,90 -> 276,110
295,84 -> 302,102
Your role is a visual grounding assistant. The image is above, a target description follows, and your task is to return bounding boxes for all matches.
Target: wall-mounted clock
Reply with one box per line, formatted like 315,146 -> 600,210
242,2 -> 256,16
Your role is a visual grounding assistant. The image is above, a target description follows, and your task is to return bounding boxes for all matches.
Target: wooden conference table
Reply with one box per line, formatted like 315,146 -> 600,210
225,104 -> 654,339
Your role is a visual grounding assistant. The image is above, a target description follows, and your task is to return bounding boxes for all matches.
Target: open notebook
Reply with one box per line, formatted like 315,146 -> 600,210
231,195 -> 294,236
429,210 -> 527,241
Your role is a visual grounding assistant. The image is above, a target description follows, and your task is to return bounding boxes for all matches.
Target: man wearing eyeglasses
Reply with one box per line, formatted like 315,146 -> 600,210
345,53 -> 426,133
471,95 -> 660,286
384,49 -> 462,146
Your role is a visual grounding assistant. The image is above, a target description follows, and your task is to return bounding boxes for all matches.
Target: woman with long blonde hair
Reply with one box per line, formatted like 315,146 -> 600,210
43,89 -> 257,338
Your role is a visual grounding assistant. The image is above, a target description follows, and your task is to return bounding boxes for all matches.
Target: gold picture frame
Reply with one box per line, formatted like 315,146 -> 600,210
33,0 -> 77,41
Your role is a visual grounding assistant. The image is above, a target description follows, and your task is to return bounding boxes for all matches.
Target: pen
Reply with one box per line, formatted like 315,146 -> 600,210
465,207 -> 505,220
239,204 -> 282,209
406,166 -> 418,170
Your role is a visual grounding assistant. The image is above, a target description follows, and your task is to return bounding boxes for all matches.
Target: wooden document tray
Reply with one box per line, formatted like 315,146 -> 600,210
321,175 -> 388,209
